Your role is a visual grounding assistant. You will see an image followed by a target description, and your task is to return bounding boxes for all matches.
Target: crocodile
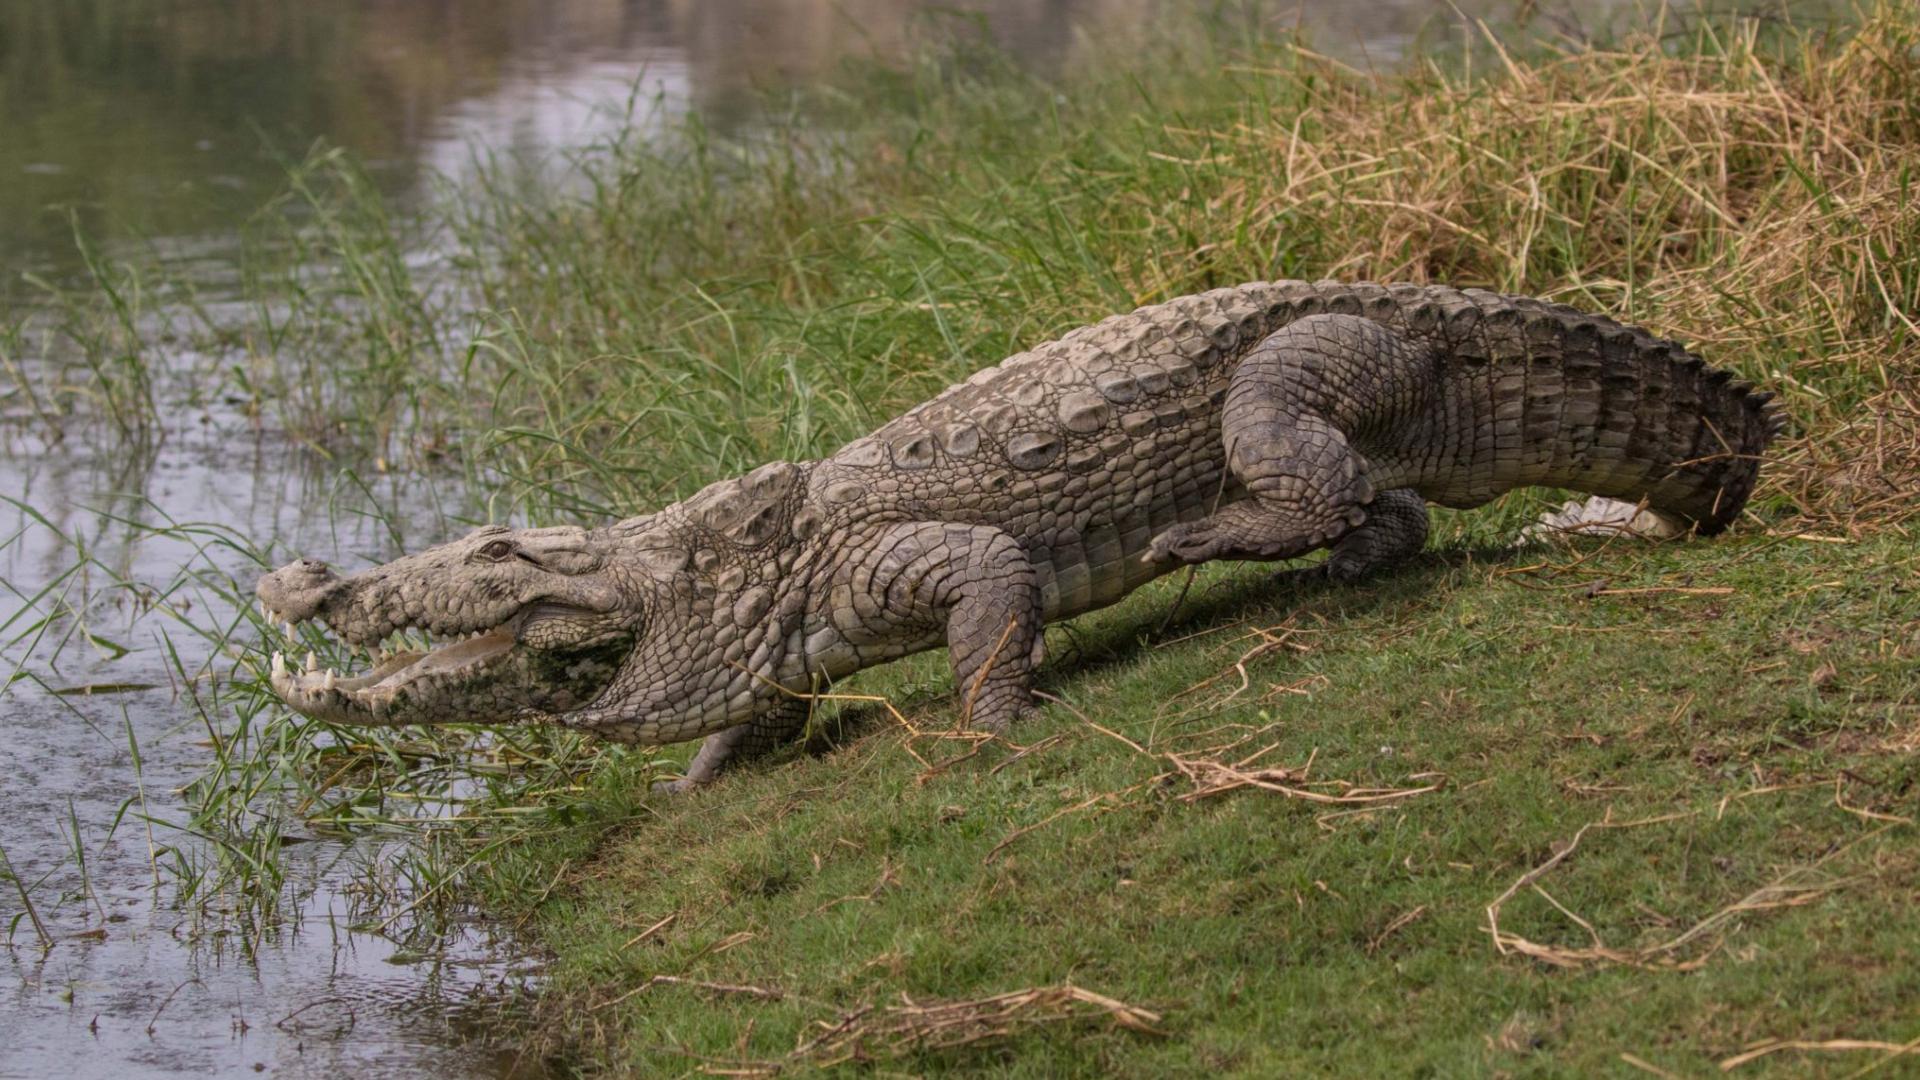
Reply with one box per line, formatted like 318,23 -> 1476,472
256,280 -> 1781,788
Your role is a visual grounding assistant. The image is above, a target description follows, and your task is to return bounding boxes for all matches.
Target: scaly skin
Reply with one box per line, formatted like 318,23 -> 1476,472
257,280 -> 1781,788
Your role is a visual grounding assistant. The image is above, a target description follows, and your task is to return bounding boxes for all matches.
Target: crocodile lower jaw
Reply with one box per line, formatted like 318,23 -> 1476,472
268,627 -> 516,722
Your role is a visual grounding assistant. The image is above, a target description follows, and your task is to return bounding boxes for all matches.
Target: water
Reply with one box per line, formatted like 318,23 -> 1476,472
4,0 -> 1746,292
0,1 -> 1825,1076
0,428 -> 530,1076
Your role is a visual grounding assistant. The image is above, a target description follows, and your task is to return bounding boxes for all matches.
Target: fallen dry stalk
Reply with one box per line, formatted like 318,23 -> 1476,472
1157,624 -> 1315,719
1168,754 -> 1445,806
621,912 -> 677,951
984,784 -> 1149,864
1486,812 -> 1892,971
1367,904 -> 1429,954
636,983 -> 1164,1075
593,975 -> 789,1013
790,983 -> 1164,1067
808,860 -> 898,916
1720,1035 -> 1920,1071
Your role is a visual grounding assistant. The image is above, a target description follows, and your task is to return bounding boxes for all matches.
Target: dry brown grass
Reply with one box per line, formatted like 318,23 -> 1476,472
1129,7 -> 1920,534
597,982 -> 1163,1076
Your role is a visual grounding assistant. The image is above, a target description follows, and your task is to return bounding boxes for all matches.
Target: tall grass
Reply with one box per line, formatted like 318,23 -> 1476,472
429,2 -> 1918,538
9,4 -> 1915,536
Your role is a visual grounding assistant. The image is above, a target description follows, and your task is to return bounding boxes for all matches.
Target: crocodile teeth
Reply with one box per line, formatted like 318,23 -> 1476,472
305,651 -> 319,674
271,651 -> 287,677
323,669 -> 337,690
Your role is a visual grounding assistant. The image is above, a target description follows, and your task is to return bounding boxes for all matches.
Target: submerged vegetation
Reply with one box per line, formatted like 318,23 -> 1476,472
4,0 -> 1918,1074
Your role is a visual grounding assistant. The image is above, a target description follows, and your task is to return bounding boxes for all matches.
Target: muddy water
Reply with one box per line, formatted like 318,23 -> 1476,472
0,1 -> 1818,1076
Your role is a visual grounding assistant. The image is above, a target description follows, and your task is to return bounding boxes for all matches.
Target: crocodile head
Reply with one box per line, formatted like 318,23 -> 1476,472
260,462 -> 815,741
257,522 -> 691,732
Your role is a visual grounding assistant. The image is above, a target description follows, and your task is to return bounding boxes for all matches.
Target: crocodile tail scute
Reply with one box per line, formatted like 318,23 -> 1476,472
1429,288 -> 1779,535
1685,368 -> 1784,534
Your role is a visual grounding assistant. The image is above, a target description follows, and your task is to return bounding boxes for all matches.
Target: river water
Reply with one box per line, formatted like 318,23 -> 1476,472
0,1 -> 1824,1076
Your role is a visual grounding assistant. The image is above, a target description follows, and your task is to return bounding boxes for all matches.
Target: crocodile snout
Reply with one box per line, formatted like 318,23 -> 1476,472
256,558 -> 347,624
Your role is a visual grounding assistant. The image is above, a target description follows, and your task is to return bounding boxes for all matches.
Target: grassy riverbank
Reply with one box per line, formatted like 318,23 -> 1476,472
503,531 -> 1920,1077
437,6 -> 1915,1074
10,1 -> 1919,1075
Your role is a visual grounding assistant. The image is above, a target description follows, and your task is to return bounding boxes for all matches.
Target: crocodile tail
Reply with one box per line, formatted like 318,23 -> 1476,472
1535,304 -> 1783,535
1408,287 -> 1782,535
1661,364 -> 1785,534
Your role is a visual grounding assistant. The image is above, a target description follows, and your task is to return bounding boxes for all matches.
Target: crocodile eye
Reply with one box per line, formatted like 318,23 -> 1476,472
478,539 -> 515,562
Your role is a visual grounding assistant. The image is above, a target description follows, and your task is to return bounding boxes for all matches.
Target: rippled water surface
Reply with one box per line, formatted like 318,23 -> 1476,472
0,1 -> 1821,1076
0,435 -> 528,1075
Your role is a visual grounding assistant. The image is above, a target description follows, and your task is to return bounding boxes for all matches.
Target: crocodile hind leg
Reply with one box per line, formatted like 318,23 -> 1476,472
654,699 -> 810,793
1321,488 -> 1430,582
1149,314 -> 1431,567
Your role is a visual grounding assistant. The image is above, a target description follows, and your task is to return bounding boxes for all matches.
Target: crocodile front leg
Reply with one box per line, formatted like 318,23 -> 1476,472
654,699 -> 810,794
816,522 -> 1044,733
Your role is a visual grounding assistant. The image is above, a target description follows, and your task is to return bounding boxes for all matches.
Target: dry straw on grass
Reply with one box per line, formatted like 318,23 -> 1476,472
1720,1035 -> 1920,1072
1485,812 -> 1901,971
643,983 -> 1163,1076
1166,752 -> 1445,807
784,984 -> 1164,1070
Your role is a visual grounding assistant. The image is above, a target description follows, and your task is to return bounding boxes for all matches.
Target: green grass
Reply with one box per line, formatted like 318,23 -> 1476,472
486,531 -> 1920,1077
7,1 -> 1919,1074
419,7 -> 1916,1073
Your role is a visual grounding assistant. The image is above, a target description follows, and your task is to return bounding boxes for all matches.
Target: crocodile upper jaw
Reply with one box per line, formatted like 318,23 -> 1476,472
267,626 -> 518,724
